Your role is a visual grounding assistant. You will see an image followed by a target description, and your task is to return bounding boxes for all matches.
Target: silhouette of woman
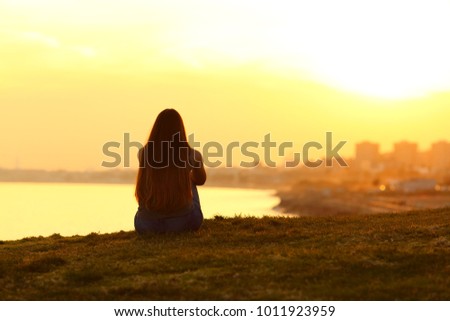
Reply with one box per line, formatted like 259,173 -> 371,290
134,109 -> 206,233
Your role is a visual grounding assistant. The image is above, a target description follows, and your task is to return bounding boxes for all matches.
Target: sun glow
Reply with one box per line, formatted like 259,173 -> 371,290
291,1 -> 450,99
144,0 -> 450,99
1,0 -> 450,170
2,1 -> 450,99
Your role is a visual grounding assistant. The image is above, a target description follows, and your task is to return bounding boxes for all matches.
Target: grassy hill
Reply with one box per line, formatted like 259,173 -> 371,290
1,207 -> 449,300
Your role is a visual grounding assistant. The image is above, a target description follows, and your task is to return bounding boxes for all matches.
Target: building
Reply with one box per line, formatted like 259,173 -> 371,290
355,141 -> 380,170
430,141 -> 450,171
393,141 -> 418,168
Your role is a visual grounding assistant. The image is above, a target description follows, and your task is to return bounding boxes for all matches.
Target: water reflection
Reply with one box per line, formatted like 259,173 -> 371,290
0,183 -> 288,241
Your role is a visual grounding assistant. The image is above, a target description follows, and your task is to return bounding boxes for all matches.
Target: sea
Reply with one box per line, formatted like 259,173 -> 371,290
0,182 -> 288,241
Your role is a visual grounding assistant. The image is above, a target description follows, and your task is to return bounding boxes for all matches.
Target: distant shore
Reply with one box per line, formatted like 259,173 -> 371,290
3,168 -> 450,217
276,188 -> 450,216
0,168 -> 281,189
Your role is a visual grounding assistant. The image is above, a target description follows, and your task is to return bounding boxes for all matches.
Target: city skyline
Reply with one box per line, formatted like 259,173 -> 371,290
2,138 -> 449,171
355,139 -> 450,171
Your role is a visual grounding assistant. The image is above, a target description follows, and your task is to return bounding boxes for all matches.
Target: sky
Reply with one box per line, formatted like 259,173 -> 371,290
1,0 -> 450,170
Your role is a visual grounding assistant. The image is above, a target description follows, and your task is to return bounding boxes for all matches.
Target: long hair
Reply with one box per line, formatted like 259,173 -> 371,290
135,109 -> 192,213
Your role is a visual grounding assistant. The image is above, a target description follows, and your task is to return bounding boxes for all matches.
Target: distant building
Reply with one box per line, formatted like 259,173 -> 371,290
430,141 -> 450,171
393,141 -> 418,168
417,151 -> 431,168
355,141 -> 380,170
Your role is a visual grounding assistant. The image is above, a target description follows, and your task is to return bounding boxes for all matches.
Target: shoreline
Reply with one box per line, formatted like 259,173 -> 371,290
0,179 -> 278,190
275,188 -> 450,216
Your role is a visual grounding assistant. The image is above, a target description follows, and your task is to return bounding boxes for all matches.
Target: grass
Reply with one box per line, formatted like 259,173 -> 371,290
0,207 -> 449,300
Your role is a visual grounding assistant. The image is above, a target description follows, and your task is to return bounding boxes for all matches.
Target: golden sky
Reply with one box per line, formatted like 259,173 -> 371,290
1,0 -> 450,170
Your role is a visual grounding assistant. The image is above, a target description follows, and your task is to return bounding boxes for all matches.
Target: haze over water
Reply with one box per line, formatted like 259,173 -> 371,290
0,182 -> 282,241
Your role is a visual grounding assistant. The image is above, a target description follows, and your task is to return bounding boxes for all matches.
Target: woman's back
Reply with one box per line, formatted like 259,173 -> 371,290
134,109 -> 206,233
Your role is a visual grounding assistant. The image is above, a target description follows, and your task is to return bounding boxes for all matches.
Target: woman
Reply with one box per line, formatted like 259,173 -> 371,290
134,109 -> 206,233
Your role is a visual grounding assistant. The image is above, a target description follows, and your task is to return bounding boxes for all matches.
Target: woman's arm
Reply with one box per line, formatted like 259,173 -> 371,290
189,149 -> 207,185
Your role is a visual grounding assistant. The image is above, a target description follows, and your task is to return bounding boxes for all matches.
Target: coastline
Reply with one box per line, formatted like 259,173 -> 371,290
275,188 -> 450,216
3,178 -> 449,217
0,168 -> 279,190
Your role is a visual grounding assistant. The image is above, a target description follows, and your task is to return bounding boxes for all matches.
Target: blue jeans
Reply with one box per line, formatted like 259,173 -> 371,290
134,185 -> 203,234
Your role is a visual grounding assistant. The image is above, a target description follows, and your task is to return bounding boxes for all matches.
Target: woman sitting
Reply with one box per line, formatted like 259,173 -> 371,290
134,109 -> 206,233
